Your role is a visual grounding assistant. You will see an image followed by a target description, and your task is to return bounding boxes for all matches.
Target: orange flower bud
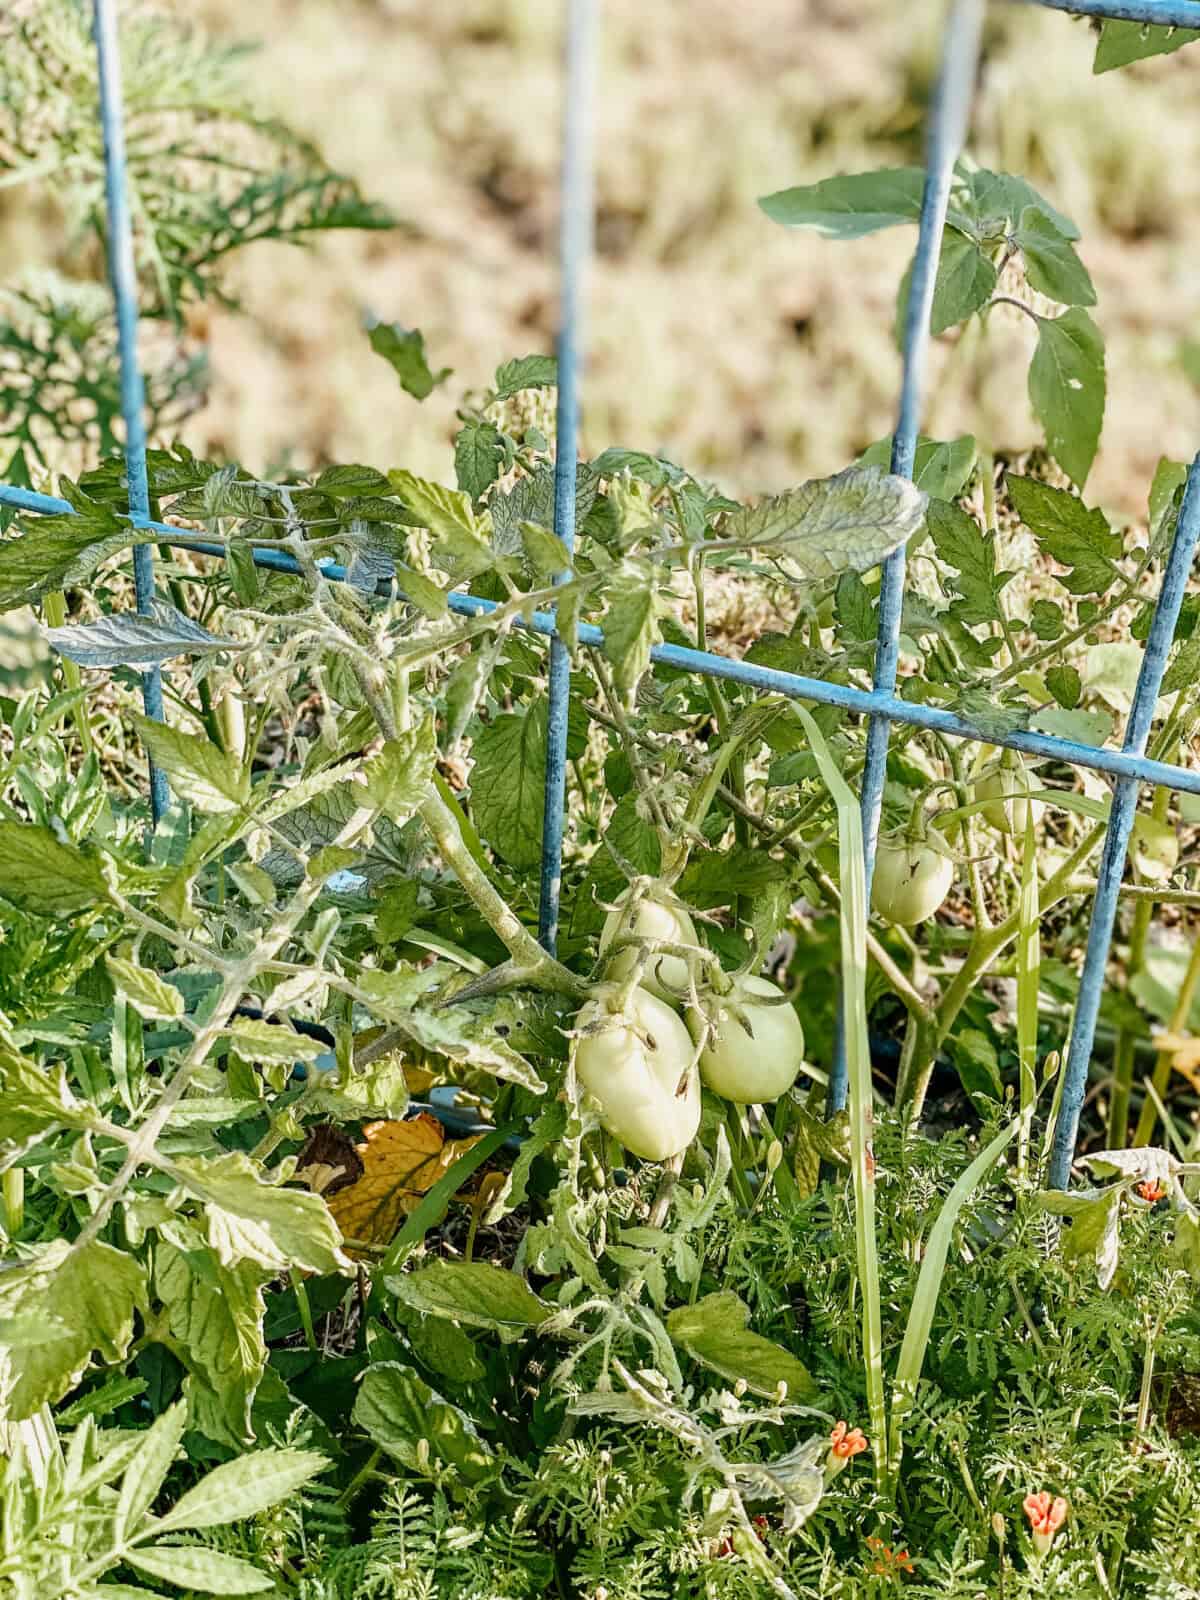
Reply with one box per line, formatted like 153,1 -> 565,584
1023,1491 -> 1068,1554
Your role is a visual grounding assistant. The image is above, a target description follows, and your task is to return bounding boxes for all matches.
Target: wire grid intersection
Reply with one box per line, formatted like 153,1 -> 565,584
2,0 -> 1200,1184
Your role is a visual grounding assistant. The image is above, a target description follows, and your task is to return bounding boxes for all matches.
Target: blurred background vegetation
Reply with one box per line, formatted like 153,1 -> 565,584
2,0 -> 1198,520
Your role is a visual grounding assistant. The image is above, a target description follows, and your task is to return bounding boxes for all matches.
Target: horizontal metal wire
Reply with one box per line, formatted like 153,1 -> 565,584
1026,0 -> 1200,24
6,478 -> 1200,799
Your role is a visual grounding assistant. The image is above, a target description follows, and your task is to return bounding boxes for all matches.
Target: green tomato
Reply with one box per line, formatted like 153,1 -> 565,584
600,887 -> 698,1001
688,974 -> 805,1104
575,986 -> 701,1161
871,838 -> 953,927
974,748 -> 1040,837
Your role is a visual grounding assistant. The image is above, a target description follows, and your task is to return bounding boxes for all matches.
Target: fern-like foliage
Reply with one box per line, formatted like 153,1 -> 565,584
0,0 -> 393,471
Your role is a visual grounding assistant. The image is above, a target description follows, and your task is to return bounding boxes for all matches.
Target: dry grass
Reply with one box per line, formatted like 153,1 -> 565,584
6,0 -> 1200,518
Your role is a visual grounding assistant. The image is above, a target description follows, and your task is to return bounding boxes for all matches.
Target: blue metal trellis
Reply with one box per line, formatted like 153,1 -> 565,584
93,0 -> 169,823
830,0 -> 985,1115
539,0 -> 598,957
3,0 -> 1200,1188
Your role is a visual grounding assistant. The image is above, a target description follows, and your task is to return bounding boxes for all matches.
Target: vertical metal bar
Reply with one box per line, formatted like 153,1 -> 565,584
1049,453 -> 1200,1187
538,0 -> 597,954
828,0 -> 985,1113
94,0 -> 169,824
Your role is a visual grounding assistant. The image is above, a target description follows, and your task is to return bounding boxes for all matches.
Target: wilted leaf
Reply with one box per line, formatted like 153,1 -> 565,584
46,599 -> 234,670
325,1115 -> 481,1253
721,465 -> 926,580
156,1245 -> 269,1447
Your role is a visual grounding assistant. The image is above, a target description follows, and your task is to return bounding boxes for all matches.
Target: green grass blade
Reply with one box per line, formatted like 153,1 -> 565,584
793,704 -> 886,1489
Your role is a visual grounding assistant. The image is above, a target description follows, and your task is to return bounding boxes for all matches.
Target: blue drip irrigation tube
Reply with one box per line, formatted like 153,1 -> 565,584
538,0 -> 598,959
1048,452 -> 1200,1187
832,0 -> 985,1115
93,0 -> 169,823
7,479 -> 1200,802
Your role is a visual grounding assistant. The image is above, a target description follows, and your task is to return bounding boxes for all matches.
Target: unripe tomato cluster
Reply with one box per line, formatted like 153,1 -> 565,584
575,886 -> 806,1161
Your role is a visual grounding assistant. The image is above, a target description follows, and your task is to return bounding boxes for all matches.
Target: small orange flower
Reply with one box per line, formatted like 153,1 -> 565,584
826,1420 -> 868,1477
865,1537 -> 915,1577
830,1420 -> 868,1459
1023,1492 -> 1068,1554
1136,1179 -> 1167,1203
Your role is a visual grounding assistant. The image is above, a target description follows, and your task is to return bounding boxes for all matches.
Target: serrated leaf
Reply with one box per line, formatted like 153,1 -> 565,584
1006,476 -> 1121,594
0,822 -> 110,915
1045,664 -> 1082,709
362,716 -> 436,815
857,434 -> 978,501
759,167 -> 926,238
156,1448 -> 325,1532
1028,308 -> 1106,487
602,559 -> 659,702
114,1401 -> 187,1542
666,1291 -> 818,1400
1149,457 -> 1188,558
388,470 -> 491,579
133,717 -> 250,813
1014,207 -> 1096,307
897,228 -> 997,339
385,1259 -> 550,1340
0,515 -> 152,613
928,499 -> 1010,626
156,1246 -> 268,1447
493,354 -> 557,400
125,1545 -> 274,1594
454,419 -> 505,499
469,702 -> 546,869
46,599 -> 234,670
315,464 -> 392,497
1093,17 -> 1199,72
1029,598 -> 1064,640
356,969 -> 545,1092
1163,632 -> 1200,696
395,565 -> 449,618
834,570 -> 875,642
0,1239 -> 146,1418
173,1152 -> 349,1275
967,169 -> 1080,240
106,957 -> 184,1021
519,520 -> 572,581
367,323 -> 451,399
1040,1184 -> 1123,1289
722,465 -> 926,579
